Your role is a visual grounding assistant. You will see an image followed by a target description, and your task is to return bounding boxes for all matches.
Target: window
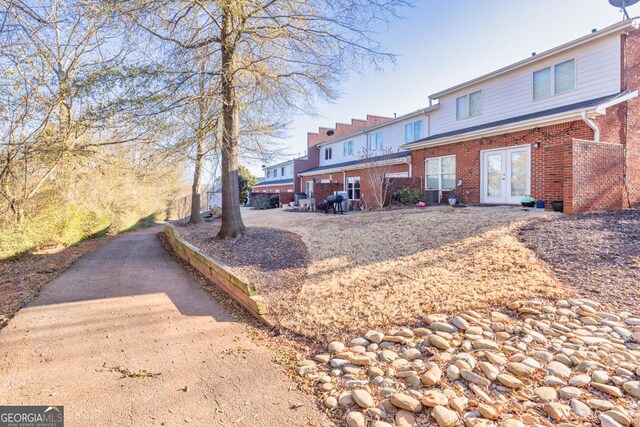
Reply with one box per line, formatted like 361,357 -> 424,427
281,167 -> 285,176
404,120 -> 423,143
266,170 -> 271,178
533,67 -> 551,99
343,140 -> 353,157
325,147 -> 332,160
425,155 -> 456,191
273,168 -> 277,177
385,172 -> 409,178
346,177 -> 361,200
368,132 -> 383,150
554,59 -> 575,94
533,59 -> 575,100
456,91 -> 482,120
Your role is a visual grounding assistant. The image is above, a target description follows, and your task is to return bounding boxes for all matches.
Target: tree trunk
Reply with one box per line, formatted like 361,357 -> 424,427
217,3 -> 245,239
188,146 -> 203,224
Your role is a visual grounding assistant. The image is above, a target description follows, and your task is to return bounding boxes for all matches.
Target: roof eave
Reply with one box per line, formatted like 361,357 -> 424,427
401,108 -> 599,151
298,155 -> 411,177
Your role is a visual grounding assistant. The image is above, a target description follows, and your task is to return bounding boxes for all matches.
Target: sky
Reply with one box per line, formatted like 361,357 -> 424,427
245,0 -> 638,176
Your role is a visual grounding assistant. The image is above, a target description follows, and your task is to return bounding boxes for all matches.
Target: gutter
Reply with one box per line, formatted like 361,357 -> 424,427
581,111 -> 600,142
298,155 -> 412,177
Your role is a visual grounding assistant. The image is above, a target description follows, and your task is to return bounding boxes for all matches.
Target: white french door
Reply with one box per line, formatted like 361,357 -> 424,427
480,145 -> 531,204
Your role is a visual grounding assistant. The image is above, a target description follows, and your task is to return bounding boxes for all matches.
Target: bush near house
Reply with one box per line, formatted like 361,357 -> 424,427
393,186 -> 424,206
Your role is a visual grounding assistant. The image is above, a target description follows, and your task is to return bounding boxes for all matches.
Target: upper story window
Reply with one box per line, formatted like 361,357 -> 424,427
281,167 -> 285,176
404,120 -> 423,143
343,140 -> 353,157
368,132 -> 383,150
266,170 -> 271,178
325,147 -> 332,160
456,90 -> 482,120
273,168 -> 277,177
533,59 -> 575,100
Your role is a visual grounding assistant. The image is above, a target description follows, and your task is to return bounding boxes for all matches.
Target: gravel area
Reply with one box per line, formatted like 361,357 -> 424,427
181,207 -> 567,340
517,209 -> 640,314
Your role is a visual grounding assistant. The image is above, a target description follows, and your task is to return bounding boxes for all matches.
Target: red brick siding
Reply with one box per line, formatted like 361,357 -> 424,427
411,120 -> 595,207
621,30 -> 640,208
252,183 -> 293,193
563,140 -> 624,214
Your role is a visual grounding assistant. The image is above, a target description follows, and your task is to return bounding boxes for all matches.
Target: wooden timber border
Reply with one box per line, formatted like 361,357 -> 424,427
164,224 -> 274,327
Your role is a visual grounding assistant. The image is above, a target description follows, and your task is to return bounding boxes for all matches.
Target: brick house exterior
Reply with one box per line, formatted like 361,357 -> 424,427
403,20 -> 640,215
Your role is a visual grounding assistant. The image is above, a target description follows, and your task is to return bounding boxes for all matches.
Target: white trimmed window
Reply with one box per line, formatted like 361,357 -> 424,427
266,170 -> 271,178
368,132 -> 383,150
281,167 -> 285,176
533,59 -> 575,100
346,177 -> 361,200
386,172 -> 409,178
325,147 -> 332,160
273,168 -> 278,177
343,140 -> 354,156
404,120 -> 422,143
456,91 -> 482,120
425,155 -> 456,191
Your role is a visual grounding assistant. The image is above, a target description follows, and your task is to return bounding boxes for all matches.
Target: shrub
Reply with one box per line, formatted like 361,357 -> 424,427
269,195 -> 279,209
395,186 -> 423,205
251,195 -> 271,210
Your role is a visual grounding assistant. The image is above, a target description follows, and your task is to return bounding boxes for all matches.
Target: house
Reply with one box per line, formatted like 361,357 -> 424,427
206,186 -> 222,209
400,19 -> 640,214
252,115 -> 391,199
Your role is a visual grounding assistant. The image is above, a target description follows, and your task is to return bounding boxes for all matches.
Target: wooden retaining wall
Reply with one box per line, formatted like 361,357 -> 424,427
164,224 -> 272,325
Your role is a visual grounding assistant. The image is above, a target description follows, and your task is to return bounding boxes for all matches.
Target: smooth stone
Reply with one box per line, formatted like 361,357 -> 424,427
543,402 -> 571,422
328,341 -> 345,353
593,370 -> 610,383
587,399 -> 614,411
452,316 -> 470,330
547,361 -> 572,378
447,365 -> 460,380
506,362 -> 535,377
604,410 -> 632,426
389,393 -> 422,412
568,374 -> 591,387
324,396 -> 338,409
473,339 -> 500,351
600,414 -> 624,427
559,386 -> 583,400
351,390 -> 374,408
534,386 -> 558,402
421,390 -> 448,407
571,398 -> 592,417
591,382 -> 623,398
431,405 -> 459,427
345,411 -> 366,427
478,404 -> 499,420
364,330 -> 384,343
379,350 -> 398,363
421,364 -> 442,386
429,335 -> 451,350
369,422 -> 393,427
623,381 -> 640,398
543,375 -> 566,386
395,410 -> 416,427
497,373 -> 523,389
450,396 -> 469,413
461,369 -> 491,387
479,362 -> 500,381
430,322 -> 458,334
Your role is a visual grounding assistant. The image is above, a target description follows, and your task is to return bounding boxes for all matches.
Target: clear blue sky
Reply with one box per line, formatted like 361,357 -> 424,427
246,0 -> 638,175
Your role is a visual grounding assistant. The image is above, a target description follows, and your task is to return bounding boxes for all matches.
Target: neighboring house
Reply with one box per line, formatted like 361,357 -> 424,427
206,186 -> 222,209
400,19 -> 640,214
253,115 -> 391,196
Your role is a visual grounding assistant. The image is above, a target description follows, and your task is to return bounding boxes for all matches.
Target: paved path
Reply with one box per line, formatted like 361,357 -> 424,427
0,226 -> 330,426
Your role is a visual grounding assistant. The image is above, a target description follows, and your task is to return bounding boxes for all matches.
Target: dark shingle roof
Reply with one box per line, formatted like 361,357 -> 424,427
252,178 -> 293,186
403,92 -> 624,148
300,150 -> 411,175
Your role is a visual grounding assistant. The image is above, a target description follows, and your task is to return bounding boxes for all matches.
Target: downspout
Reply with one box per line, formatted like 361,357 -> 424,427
343,170 -> 346,191
581,111 -> 600,142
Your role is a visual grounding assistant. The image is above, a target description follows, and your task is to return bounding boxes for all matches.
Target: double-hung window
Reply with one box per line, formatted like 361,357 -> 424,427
404,120 -> 422,143
273,168 -> 277,177
266,170 -> 271,178
281,167 -> 285,176
346,177 -> 361,200
456,91 -> 482,120
368,132 -> 383,151
343,140 -> 354,157
325,147 -> 332,160
533,59 -> 575,100
426,155 -> 456,191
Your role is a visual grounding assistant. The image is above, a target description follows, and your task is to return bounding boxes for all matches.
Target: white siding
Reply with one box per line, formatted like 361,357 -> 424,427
429,35 -> 621,136
318,116 -> 428,167
263,160 -> 294,181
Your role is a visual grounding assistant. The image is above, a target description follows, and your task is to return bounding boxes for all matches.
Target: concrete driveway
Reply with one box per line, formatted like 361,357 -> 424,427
0,226 -> 330,426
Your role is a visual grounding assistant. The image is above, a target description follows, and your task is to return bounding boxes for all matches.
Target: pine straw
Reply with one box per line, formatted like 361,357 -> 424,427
237,207 -> 567,341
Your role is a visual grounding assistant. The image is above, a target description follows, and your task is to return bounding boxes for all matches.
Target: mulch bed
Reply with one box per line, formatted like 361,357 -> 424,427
176,221 -> 310,319
517,209 -> 640,314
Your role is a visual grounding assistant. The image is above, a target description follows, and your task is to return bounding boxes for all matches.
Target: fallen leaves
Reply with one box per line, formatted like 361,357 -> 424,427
98,363 -> 161,379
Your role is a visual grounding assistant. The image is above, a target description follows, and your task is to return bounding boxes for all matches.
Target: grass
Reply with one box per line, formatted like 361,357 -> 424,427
226,206 -> 568,340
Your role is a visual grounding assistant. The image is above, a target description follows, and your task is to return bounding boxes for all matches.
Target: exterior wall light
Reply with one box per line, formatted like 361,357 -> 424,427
533,140 -> 541,149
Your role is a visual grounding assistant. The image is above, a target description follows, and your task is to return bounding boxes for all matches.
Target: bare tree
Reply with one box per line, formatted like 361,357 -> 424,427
118,0 -> 412,238
359,147 -> 397,210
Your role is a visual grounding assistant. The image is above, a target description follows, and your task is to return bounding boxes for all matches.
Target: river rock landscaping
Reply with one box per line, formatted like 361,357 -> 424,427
296,299 -> 640,427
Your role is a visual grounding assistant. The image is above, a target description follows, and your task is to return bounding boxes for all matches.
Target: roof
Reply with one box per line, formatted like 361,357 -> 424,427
429,18 -> 639,100
252,178 -> 293,187
402,91 -> 636,150
314,105 -> 440,148
299,151 -> 411,175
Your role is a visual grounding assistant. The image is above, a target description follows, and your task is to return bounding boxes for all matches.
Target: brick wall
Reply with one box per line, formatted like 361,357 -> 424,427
313,182 -> 343,203
621,29 -> 640,208
252,183 -> 293,193
411,120 -> 595,207
563,139 -> 625,215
